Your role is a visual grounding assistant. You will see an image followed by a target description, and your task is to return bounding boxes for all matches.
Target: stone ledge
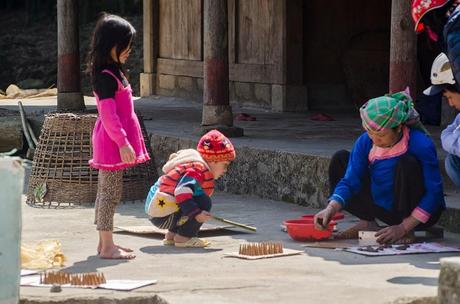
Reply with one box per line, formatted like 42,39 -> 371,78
151,133 -> 330,208
20,295 -> 168,304
388,297 -> 437,304
0,114 -> 23,152
439,206 -> 460,233
396,258 -> 460,304
439,257 -> 460,304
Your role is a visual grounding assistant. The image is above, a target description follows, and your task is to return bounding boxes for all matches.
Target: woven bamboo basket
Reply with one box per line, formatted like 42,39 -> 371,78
26,113 -> 157,207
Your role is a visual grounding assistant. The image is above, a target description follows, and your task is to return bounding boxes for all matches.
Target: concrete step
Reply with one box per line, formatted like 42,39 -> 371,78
440,192 -> 460,233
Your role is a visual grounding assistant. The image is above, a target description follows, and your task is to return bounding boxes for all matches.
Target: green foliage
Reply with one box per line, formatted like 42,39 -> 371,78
33,182 -> 47,203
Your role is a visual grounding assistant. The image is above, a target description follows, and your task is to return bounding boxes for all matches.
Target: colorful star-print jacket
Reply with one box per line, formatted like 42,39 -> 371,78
145,149 -> 215,218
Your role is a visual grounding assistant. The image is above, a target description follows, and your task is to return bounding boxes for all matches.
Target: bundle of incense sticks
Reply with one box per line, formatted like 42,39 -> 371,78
239,242 -> 284,256
40,271 -> 106,286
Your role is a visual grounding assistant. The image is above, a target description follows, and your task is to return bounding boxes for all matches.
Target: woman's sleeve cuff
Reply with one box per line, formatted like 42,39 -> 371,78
411,207 -> 431,223
329,194 -> 346,207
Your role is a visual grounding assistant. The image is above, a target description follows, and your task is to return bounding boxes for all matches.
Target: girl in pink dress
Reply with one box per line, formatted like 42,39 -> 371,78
86,14 -> 150,259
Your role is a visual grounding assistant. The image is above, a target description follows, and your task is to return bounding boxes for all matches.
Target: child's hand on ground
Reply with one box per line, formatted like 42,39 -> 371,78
119,144 -> 136,164
195,211 -> 212,223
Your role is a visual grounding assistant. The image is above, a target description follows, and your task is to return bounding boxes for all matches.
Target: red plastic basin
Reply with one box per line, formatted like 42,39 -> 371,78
301,212 -> 345,221
284,219 -> 336,242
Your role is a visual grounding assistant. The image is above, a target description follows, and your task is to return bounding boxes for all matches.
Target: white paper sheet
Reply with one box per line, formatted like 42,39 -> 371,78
21,269 -> 39,276
98,280 -> 158,291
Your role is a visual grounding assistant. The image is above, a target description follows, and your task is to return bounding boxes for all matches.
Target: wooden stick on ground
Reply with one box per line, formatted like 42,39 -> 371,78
211,215 -> 257,232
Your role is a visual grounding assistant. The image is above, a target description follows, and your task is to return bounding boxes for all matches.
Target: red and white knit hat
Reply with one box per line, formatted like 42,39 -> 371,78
197,130 -> 236,162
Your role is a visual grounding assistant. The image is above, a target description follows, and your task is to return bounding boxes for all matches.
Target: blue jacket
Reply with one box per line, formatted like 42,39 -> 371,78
441,113 -> 460,155
444,6 -> 460,89
330,129 -> 445,223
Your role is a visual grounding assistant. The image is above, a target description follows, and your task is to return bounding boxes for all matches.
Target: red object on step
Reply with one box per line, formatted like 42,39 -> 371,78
301,212 -> 345,221
284,219 -> 336,242
235,113 -> 256,121
310,113 -> 335,121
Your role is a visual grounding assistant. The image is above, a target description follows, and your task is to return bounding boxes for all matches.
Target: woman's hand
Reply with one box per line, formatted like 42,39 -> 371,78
314,200 -> 341,230
375,224 -> 407,244
375,216 -> 419,244
119,144 -> 136,164
195,211 -> 212,223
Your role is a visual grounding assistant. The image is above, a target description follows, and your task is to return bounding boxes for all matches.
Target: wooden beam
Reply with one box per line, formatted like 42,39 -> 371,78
143,0 -> 158,73
389,0 -> 417,95
202,0 -> 242,135
143,0 -> 154,73
157,58 -> 283,84
57,0 -> 84,111
202,0 -> 232,126
140,0 -> 159,96
157,58 -> 203,78
203,0 -> 230,107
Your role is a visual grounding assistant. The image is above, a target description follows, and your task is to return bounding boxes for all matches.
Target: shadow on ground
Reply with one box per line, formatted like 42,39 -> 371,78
62,255 -> 130,273
387,276 -> 438,287
140,246 -> 223,254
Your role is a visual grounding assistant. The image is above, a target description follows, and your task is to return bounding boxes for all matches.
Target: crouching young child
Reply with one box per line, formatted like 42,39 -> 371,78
145,130 -> 235,248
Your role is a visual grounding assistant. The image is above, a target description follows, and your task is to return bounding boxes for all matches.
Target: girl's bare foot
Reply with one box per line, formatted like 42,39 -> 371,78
99,246 -> 136,259
114,244 -> 133,252
97,243 -> 133,254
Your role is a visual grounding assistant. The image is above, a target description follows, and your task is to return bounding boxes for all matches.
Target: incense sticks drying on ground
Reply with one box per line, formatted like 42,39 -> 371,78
40,271 -> 106,286
226,241 -> 302,260
239,242 -> 284,256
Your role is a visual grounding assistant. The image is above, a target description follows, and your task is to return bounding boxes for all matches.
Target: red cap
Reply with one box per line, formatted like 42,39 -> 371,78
197,130 -> 236,162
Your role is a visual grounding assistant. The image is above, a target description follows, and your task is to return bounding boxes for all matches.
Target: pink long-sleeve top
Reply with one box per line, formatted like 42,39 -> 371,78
89,69 -> 150,171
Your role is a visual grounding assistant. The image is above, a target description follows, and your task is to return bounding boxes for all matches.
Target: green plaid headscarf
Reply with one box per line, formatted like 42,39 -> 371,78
359,91 -> 428,134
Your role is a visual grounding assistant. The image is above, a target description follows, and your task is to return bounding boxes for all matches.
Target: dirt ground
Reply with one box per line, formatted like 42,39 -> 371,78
0,9 -> 143,96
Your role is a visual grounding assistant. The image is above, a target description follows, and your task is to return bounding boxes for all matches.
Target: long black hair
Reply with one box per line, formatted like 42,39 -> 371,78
85,13 -> 136,86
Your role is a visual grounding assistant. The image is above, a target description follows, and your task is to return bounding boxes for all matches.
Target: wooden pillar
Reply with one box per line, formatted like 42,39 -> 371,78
140,0 -> 158,97
389,0 -> 417,96
202,0 -> 242,136
57,0 -> 85,112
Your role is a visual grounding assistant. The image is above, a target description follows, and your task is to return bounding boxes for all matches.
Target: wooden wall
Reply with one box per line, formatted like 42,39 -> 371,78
156,0 -> 285,84
236,0 -> 278,65
152,0 -> 394,111
158,0 -> 202,61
